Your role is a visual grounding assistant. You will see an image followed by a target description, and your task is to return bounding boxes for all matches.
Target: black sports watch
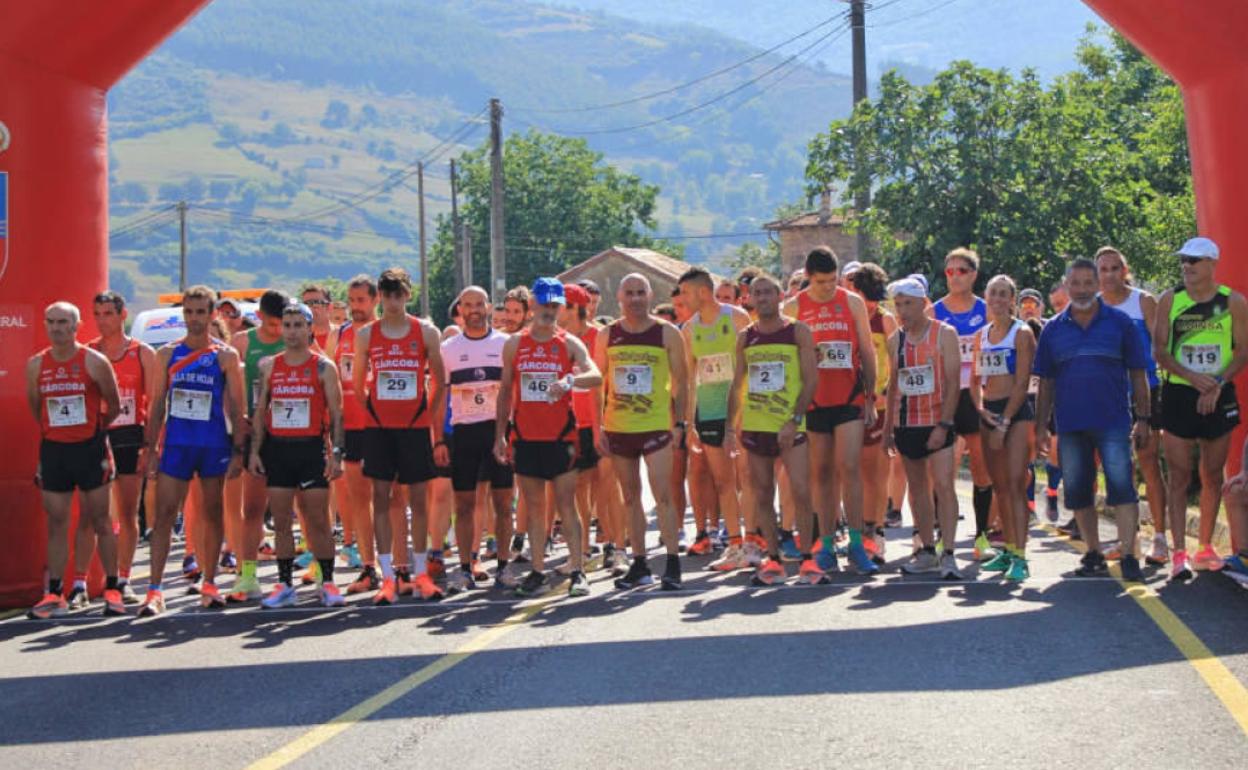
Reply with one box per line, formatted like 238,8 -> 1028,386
937,420 -> 955,431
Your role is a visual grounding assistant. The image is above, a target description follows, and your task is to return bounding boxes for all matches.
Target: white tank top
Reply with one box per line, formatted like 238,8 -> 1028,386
976,318 -> 1022,382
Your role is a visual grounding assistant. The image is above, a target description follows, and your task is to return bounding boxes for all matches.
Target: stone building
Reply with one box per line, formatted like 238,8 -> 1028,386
557,246 -> 711,317
765,190 -> 859,276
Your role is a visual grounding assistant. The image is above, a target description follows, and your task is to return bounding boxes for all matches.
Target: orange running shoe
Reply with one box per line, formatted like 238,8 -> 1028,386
347,566 -> 380,594
102,588 -> 126,617
320,583 -> 346,608
687,534 -> 715,556
750,558 -> 787,586
27,592 -> 68,620
373,577 -> 398,606
413,573 -> 445,601
300,563 -> 320,586
199,582 -> 226,609
426,557 -> 447,583
396,571 -> 416,596
797,559 -> 831,585
137,590 -> 166,617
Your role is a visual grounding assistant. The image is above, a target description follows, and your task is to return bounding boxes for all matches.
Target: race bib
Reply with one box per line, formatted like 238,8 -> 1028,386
271,398 -> 311,430
613,365 -> 652,395
454,382 -> 499,417
520,372 -> 558,402
697,353 -> 733,385
377,370 -> 417,401
113,395 -> 137,427
1028,375 -> 1040,395
977,349 -> 1009,377
170,388 -> 212,421
898,365 -> 935,397
47,395 -> 87,428
1180,344 -> 1222,375
748,361 -> 785,393
958,336 -> 976,364
339,355 -> 353,380
817,340 -> 853,370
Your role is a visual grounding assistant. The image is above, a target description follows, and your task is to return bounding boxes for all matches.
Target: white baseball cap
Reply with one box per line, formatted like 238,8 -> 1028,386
888,277 -> 928,299
1176,237 -> 1219,261
840,260 -> 863,277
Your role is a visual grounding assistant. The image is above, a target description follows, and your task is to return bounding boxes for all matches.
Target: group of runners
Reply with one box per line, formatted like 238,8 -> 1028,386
24,236 -> 1248,619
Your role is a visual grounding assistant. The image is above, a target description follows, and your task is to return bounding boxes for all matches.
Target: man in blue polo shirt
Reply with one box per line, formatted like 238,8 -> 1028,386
1034,257 -> 1151,582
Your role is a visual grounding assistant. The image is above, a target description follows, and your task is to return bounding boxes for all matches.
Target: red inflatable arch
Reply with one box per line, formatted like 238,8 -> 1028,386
0,0 -> 1244,605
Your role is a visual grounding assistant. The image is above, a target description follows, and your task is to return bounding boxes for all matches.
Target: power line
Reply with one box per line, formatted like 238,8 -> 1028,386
190,205 -> 406,243
869,0 -> 964,28
108,205 -> 177,238
510,12 -> 846,115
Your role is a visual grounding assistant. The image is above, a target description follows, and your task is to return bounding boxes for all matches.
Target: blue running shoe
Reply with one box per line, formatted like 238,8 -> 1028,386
294,550 -> 315,569
779,531 -> 801,561
261,584 -> 298,609
847,541 -> 880,574
1224,553 -> 1248,576
340,544 -> 362,569
814,546 -> 838,573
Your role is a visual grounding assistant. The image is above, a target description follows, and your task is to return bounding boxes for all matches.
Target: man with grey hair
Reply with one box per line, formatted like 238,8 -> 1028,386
26,301 -> 123,619
594,273 -> 690,590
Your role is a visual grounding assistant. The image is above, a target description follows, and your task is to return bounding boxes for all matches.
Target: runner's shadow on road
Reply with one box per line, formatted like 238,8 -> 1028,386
679,583 -> 846,622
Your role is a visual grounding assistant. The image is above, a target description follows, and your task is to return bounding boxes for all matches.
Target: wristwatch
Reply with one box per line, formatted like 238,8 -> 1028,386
331,446 -> 344,458
673,420 -> 687,431
938,420 -> 955,431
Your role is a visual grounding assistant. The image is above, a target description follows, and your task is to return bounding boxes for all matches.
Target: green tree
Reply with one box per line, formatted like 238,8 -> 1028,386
427,129 -> 675,325
723,241 -> 782,279
805,29 -> 1194,294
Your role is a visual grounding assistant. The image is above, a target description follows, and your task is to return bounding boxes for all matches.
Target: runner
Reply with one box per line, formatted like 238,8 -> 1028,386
577,279 -> 603,321
328,274 -> 381,593
560,283 -> 607,567
1017,288 -> 1054,521
352,267 -> 448,604
1154,237 -> 1248,576
678,266 -> 753,570
933,248 -> 995,560
1034,258 -> 1151,582
302,284 -> 333,351
594,273 -> 690,590
882,276 -> 964,580
495,278 -> 602,597
1222,434 -> 1248,576
141,286 -> 248,615
784,247 -> 879,574
441,286 -> 514,593
723,272 -> 824,585
25,302 -> 123,619
847,263 -> 897,564
249,302 -> 346,607
90,291 -> 157,604
216,297 -> 247,336
227,289 -> 288,603
1097,246 -> 1169,565
715,279 -> 741,307
500,286 -> 532,334
972,275 -> 1037,582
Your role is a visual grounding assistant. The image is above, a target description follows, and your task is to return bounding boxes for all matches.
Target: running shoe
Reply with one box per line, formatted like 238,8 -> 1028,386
426,557 -> 447,583
750,558 -> 787,586
814,541 -> 839,573
939,552 -> 963,581
660,557 -> 683,591
778,530 -> 801,561
413,573 -> 444,601
884,507 -> 903,528
711,542 -> 749,572
67,586 -> 89,611
1222,553 -> 1248,576
294,550 -> 315,570
868,529 -> 887,565
911,530 -> 923,556
119,582 -> 140,605
987,529 -> 1006,548
743,539 -> 766,568
27,592 -> 68,620
973,533 -> 995,562
347,566 -> 380,594
687,534 -> 715,556
1145,534 -> 1170,566
373,578 -> 398,606
982,550 -> 1014,573
200,582 -> 226,609
1074,550 -> 1108,577
846,541 -> 880,575
186,578 -> 202,595
515,570 -> 549,597
901,549 -> 940,575
137,590 -> 165,618
320,583 -> 346,607
482,536 -> 498,561
470,561 -> 490,582
261,584 -> 298,609
300,563 -> 321,586
258,541 -> 276,559
447,569 -> 473,595
1102,543 -> 1124,561
1045,491 -> 1060,523
339,544 -> 362,569
500,560 -> 528,587
220,551 -> 239,574
103,588 -> 126,617
568,570 -> 590,597
396,572 -> 416,596
613,559 -> 654,590
1057,516 -> 1080,540
797,559 -> 831,585
1170,550 -> 1192,582
227,574 -> 263,603
181,555 -> 201,580
1005,556 -> 1029,582
1120,554 -> 1144,583
1193,546 -> 1223,572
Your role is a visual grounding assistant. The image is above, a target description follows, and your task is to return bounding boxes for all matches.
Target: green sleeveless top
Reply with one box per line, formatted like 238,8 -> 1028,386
688,304 -> 738,422
244,326 -> 285,413
1166,284 -> 1232,386
741,321 -> 805,433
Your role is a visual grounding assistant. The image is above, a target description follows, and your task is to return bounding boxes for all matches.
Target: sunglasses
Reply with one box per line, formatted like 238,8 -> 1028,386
304,299 -> 331,307
219,310 -> 240,319
945,266 -> 975,277
1179,256 -> 1207,266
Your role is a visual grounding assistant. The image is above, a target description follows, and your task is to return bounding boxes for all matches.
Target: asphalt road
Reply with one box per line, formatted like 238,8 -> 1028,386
1,484 -> 1245,769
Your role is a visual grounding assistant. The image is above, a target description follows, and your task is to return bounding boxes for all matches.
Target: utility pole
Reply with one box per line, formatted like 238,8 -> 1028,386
177,200 -> 188,292
849,0 -> 871,261
417,161 -> 429,317
488,97 -> 506,303
461,223 -> 473,290
450,158 -> 463,294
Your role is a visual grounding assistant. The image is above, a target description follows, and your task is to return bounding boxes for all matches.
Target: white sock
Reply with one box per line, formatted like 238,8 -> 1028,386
378,553 -> 394,579
414,551 -> 428,575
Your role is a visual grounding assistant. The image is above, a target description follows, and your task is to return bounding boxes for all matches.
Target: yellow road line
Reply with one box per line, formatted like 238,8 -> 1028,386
246,596 -> 558,770
1044,524 -> 1248,735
